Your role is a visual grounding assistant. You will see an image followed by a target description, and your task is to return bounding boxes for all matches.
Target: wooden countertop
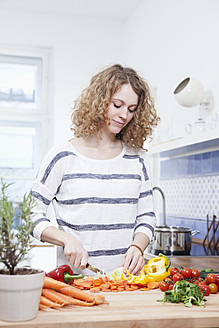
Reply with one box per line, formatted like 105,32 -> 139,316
0,256 -> 219,328
1,289 -> 219,328
144,255 -> 219,271
167,256 -> 219,271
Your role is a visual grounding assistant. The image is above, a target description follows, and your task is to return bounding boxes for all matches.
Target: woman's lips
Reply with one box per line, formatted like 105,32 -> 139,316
112,119 -> 124,127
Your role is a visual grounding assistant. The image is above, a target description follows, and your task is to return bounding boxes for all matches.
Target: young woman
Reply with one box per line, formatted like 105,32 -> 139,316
31,64 -> 159,275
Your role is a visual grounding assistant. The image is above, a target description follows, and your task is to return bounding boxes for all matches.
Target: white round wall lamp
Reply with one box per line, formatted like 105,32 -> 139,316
173,77 -> 213,111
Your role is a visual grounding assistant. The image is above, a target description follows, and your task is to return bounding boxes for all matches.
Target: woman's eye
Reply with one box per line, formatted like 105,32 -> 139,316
128,108 -> 134,113
113,104 -> 121,108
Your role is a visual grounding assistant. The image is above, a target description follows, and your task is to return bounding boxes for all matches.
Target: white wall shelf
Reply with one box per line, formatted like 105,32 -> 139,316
148,128 -> 219,155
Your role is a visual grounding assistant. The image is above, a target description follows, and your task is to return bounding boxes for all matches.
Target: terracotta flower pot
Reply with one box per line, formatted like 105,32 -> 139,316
0,268 -> 45,322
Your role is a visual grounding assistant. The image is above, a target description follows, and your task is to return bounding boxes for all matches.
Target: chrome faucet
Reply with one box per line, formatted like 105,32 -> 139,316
152,186 -> 166,226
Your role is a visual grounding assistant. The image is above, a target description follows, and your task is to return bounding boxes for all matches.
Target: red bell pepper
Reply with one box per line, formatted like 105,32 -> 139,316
46,264 -> 84,284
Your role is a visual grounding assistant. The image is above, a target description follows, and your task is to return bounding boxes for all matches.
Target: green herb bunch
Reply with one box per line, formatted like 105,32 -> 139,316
0,179 -> 35,275
158,280 -> 206,307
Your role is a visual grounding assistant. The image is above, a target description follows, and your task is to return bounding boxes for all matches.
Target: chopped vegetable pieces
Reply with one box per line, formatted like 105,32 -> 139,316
65,273 -> 160,293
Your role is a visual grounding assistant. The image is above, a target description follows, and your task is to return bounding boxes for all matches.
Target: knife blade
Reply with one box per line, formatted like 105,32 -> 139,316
86,263 -> 105,276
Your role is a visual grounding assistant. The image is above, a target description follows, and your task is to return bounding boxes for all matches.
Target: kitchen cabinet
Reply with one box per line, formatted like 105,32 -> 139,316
148,128 -> 219,155
1,256 -> 218,328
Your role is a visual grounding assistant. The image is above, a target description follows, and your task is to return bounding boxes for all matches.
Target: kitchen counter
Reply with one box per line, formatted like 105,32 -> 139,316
0,256 -> 219,328
144,255 -> 219,271
1,290 -> 218,328
163,256 -> 219,271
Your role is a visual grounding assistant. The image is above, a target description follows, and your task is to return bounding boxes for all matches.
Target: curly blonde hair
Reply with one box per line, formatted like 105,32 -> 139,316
71,64 -> 159,149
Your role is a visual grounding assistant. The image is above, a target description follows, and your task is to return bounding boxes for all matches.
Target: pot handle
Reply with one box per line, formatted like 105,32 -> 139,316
191,230 -> 200,237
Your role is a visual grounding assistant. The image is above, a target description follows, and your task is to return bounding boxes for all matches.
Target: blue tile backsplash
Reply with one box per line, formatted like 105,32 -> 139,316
160,175 -> 219,219
160,150 -> 219,179
158,139 -> 219,248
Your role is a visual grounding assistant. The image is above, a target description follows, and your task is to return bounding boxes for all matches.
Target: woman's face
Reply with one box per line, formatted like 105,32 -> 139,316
106,83 -> 138,135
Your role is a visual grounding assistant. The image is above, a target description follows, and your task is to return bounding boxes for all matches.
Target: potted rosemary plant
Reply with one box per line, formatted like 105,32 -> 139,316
0,179 -> 45,322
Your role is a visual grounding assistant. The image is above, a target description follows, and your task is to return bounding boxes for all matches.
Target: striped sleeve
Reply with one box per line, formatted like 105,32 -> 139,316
134,150 -> 156,240
31,145 -> 75,240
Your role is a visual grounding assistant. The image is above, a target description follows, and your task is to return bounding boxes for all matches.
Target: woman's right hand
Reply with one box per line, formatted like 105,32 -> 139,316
64,235 -> 88,270
41,226 -> 88,270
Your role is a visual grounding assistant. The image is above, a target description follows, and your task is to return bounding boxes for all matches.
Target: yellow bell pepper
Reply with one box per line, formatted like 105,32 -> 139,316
120,273 -> 128,280
111,274 -> 118,281
159,253 -> 171,270
144,253 -> 171,282
126,269 -> 136,283
126,269 -> 155,285
134,270 -> 155,284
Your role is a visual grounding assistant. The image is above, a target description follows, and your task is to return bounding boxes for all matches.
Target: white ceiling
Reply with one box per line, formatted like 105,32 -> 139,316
0,0 -> 144,20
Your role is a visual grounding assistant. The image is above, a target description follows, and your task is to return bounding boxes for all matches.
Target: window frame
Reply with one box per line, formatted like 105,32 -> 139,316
0,45 -> 52,183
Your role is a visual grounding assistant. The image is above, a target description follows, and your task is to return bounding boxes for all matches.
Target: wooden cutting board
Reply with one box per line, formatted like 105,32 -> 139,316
0,289 -> 219,328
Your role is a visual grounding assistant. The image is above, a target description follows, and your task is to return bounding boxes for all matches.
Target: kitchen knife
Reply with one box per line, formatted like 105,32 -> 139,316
86,263 -> 105,276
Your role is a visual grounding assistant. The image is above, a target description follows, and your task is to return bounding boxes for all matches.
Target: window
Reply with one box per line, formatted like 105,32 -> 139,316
0,125 -> 35,168
0,55 -> 42,109
0,47 -> 51,200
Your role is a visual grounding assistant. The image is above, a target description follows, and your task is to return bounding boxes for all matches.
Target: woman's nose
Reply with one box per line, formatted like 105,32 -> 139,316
119,107 -> 128,119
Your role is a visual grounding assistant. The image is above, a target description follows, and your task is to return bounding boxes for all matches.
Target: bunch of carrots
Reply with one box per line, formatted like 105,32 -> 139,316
70,275 -> 159,293
39,275 -> 160,310
39,276 -> 106,310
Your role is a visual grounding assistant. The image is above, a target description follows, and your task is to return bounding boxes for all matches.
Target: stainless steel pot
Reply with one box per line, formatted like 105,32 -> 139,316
153,226 -> 200,256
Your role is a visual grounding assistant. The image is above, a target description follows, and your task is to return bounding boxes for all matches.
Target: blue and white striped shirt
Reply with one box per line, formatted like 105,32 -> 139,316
31,141 -> 156,274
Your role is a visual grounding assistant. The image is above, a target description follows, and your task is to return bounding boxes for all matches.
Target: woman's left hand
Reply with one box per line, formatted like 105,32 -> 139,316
122,246 -> 145,275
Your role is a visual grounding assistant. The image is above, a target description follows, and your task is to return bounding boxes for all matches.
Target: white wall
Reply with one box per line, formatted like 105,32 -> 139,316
0,9 -> 127,146
1,1 -> 218,146
124,0 -> 219,142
